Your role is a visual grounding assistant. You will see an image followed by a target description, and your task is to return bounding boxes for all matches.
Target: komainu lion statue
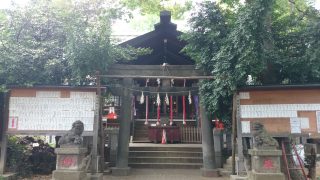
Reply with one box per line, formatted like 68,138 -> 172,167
252,122 -> 279,149
58,120 -> 84,146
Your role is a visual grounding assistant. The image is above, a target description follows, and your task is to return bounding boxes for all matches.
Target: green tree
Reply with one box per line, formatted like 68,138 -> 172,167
0,0 -> 68,86
183,0 -> 320,128
0,0 -> 148,87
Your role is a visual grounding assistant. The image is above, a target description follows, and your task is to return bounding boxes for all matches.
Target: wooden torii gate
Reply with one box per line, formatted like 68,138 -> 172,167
91,64 -> 220,177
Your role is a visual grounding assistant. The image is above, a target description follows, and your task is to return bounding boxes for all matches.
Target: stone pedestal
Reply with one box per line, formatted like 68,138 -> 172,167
248,149 -> 285,180
106,128 -> 119,166
213,129 -> 223,168
52,147 -> 88,180
226,132 -> 232,152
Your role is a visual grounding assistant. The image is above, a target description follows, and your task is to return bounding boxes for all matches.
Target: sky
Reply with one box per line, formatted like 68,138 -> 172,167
1,0 -> 320,38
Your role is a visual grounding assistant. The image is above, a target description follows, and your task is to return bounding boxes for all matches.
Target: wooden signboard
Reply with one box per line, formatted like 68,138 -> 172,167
238,86 -> 320,138
7,87 -> 97,135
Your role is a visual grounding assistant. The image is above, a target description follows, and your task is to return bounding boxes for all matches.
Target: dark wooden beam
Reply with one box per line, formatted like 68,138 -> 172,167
101,75 -> 213,79
105,65 -> 206,77
108,86 -> 199,96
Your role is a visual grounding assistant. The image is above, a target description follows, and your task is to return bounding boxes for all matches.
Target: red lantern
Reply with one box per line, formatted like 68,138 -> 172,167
106,107 -> 117,120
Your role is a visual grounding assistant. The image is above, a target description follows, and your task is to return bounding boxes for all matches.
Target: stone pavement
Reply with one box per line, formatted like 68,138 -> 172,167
104,169 -> 229,180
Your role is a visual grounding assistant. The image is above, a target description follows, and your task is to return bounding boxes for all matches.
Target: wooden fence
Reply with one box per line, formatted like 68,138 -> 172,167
180,126 -> 202,144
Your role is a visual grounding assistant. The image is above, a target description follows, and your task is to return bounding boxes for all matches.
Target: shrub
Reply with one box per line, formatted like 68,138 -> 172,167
6,136 -> 32,177
6,136 -> 56,177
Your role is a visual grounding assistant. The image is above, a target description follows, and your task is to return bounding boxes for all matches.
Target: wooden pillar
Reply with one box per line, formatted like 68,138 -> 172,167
98,75 -> 105,173
112,78 -> 132,176
235,94 -> 246,173
0,92 -> 9,174
199,99 -> 219,177
90,73 -> 103,179
231,94 -> 237,175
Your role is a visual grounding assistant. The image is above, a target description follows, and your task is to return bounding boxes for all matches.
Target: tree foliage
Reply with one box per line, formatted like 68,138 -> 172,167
0,0 -> 148,87
121,0 -> 192,19
183,0 -> 320,128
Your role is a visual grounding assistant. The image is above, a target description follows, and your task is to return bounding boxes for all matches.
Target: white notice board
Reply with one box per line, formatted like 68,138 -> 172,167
317,111 -> 320,133
8,91 -> 96,133
290,117 -> 301,134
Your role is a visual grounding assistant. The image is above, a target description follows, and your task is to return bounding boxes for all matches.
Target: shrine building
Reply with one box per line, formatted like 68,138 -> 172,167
103,11 -> 223,176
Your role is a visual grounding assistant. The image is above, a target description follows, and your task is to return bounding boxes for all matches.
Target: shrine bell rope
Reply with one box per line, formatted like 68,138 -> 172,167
144,79 -> 149,125
182,79 -> 186,125
156,78 -> 161,125
170,79 -> 174,125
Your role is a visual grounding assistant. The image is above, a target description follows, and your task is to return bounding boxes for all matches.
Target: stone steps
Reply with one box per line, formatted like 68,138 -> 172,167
129,156 -> 203,164
129,151 -> 202,157
129,162 -> 203,169
128,145 -> 203,169
130,146 -> 202,152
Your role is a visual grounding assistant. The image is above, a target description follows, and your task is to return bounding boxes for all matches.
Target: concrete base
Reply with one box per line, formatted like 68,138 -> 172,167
200,168 -> 220,177
52,170 -> 87,180
0,173 -> 17,180
230,175 -> 248,180
248,172 -> 285,180
111,167 -> 131,176
87,173 -> 103,180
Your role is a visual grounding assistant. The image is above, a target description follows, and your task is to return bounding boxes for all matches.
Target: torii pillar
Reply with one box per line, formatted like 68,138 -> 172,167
199,100 -> 220,177
112,78 -> 132,176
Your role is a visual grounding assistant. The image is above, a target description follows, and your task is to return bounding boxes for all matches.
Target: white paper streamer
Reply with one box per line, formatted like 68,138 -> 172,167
188,91 -> 192,104
140,91 -> 145,104
157,93 -> 161,106
165,93 -> 169,105
157,78 -> 161,86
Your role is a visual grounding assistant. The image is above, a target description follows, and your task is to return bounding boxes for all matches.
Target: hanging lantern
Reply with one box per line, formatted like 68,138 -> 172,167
188,91 -> 192,104
106,107 -> 117,120
140,91 -> 145,104
165,93 -> 169,105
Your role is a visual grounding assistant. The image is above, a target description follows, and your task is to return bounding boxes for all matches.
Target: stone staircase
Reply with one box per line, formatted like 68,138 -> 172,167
128,145 -> 203,169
